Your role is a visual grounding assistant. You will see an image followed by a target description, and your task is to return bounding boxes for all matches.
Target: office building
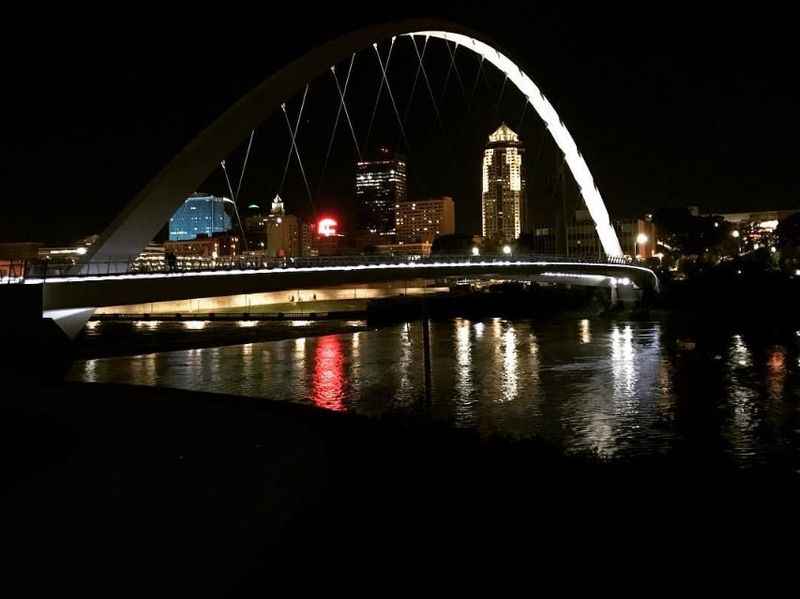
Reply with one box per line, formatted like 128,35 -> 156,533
169,193 -> 233,241
395,196 -> 455,244
355,146 -> 407,236
264,195 -> 300,257
482,123 -> 526,241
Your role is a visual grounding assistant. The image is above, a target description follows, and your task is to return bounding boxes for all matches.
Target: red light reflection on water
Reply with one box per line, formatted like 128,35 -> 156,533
767,347 -> 786,401
312,335 -> 345,411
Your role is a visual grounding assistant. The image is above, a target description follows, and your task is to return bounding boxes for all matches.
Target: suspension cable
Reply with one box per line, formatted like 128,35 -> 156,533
466,54 -> 486,113
372,40 -> 410,151
364,37 -> 396,151
331,57 -> 361,160
220,160 -> 236,201
518,95 -> 530,129
281,96 -> 315,214
409,35 -> 443,128
444,41 -> 467,99
278,84 -> 309,193
317,54 -> 358,201
440,42 -> 455,103
235,129 -> 256,200
403,35 -> 429,126
494,73 -> 509,118
220,160 -> 248,251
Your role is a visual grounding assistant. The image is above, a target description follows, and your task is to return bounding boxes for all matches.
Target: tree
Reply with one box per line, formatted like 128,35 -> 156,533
775,213 -> 800,274
776,213 -> 800,249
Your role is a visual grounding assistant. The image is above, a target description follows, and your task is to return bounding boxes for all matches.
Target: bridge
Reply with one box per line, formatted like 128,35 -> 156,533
7,18 -> 658,341
85,20 -> 624,267
25,255 -> 657,337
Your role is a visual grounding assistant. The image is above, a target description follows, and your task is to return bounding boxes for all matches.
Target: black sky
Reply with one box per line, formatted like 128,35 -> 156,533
3,2 -> 799,244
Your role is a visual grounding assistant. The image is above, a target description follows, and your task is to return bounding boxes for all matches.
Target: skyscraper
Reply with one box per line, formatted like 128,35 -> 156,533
355,146 -> 407,236
481,124 -> 526,241
169,193 -> 233,241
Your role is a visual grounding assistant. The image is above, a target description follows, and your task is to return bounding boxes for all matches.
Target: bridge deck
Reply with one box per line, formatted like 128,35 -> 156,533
25,257 -> 659,311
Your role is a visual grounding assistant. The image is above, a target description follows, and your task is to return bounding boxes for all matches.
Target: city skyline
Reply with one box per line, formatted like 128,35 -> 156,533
4,5 -> 799,246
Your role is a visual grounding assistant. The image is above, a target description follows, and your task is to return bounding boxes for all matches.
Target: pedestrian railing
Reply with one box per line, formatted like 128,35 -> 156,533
20,253 -> 637,281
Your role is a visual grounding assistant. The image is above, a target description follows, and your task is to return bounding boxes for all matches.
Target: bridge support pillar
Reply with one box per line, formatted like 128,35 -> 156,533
1,284 -> 75,386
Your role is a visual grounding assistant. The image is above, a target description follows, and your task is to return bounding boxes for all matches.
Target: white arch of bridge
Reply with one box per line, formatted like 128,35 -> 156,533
86,19 -> 623,266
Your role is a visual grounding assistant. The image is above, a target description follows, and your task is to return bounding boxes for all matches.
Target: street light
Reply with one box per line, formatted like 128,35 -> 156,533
502,244 -> 512,256
471,246 -> 480,257
731,230 -> 740,238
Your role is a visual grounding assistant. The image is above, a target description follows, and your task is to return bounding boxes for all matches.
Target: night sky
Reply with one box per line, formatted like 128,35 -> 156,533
3,2 -> 798,244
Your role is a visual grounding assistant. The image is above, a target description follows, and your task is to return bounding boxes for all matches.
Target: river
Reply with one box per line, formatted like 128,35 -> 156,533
67,316 -> 800,468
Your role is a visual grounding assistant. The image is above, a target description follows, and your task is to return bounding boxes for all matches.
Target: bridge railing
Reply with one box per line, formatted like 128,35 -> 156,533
22,253 -> 635,280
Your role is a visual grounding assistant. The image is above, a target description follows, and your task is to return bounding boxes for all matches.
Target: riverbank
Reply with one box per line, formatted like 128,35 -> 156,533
2,382 -> 797,592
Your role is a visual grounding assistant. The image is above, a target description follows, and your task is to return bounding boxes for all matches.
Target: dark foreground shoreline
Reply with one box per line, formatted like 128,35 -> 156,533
2,382 -> 798,591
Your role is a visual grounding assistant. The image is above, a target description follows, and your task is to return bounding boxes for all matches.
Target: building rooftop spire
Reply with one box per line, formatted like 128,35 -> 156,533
271,194 -> 285,216
488,123 -> 520,143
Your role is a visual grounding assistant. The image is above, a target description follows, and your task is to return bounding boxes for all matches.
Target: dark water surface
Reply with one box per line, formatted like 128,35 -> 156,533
68,317 -> 800,468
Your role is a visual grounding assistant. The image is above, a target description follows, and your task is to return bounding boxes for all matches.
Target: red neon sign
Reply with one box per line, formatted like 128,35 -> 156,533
318,218 -> 337,237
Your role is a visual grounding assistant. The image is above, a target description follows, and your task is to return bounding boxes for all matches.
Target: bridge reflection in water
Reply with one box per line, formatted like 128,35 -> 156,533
68,317 -> 800,467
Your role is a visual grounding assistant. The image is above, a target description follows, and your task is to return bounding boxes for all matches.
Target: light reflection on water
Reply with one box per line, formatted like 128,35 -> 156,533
579,319 -> 591,344
312,335 -> 345,411
68,318 -> 800,467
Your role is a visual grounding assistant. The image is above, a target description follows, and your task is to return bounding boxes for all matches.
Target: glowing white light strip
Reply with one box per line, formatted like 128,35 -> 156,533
407,31 -> 623,257
25,260 -> 657,290
541,272 -> 610,282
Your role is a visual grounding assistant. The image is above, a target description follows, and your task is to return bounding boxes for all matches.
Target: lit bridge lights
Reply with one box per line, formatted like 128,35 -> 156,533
26,257 -> 659,294
406,30 -> 624,258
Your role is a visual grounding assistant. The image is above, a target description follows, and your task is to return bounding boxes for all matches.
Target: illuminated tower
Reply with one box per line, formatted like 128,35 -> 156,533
482,124 -> 526,241
265,194 -> 299,257
355,146 -> 407,236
